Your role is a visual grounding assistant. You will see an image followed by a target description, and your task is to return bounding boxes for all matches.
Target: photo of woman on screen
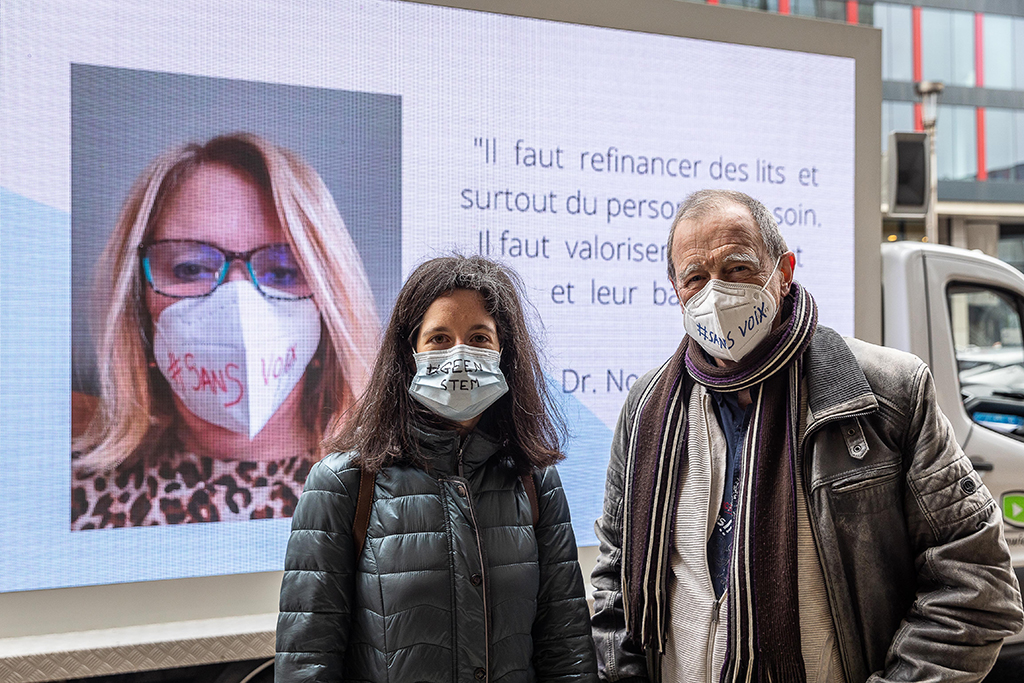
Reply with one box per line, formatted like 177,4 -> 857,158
71,133 -> 380,529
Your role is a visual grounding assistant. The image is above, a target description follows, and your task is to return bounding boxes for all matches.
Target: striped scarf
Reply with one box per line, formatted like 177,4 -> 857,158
622,282 -> 818,683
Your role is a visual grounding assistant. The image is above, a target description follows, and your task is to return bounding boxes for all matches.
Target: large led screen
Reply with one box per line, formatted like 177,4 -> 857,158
0,0 -> 855,592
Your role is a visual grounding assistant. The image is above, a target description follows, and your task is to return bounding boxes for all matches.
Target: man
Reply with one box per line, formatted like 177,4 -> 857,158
591,189 -> 1023,683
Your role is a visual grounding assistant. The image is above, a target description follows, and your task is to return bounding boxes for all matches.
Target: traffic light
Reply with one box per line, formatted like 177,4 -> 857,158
885,131 -> 929,217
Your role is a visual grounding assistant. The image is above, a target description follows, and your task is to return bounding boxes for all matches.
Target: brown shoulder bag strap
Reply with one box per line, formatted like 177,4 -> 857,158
521,471 -> 540,526
353,466 -> 375,554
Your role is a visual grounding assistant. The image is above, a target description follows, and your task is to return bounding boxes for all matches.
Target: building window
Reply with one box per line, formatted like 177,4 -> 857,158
1001,226 -> 1024,274
921,8 -> 975,87
936,104 -> 977,181
817,0 -> 847,22
981,109 -> 1024,182
984,14 -> 1014,90
986,108 -> 1015,180
1015,18 -> 1024,90
882,101 -> 915,151
718,0 -> 780,9
1016,111 -> 1024,180
790,0 -> 815,17
857,2 -> 874,26
874,3 -> 913,82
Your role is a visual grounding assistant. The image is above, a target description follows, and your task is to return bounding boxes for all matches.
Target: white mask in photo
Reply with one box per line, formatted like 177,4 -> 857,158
152,280 -> 321,439
409,344 -> 509,423
682,259 -> 782,362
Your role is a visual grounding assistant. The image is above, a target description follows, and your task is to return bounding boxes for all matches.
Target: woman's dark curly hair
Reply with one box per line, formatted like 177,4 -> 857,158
323,254 -> 565,473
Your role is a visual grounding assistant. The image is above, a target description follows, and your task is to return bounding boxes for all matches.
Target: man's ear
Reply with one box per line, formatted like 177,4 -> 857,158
779,251 -> 796,296
671,277 -> 685,313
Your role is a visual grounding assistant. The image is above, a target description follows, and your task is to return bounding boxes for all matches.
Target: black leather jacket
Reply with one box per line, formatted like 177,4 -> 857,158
591,327 -> 1024,682
276,422 -> 598,683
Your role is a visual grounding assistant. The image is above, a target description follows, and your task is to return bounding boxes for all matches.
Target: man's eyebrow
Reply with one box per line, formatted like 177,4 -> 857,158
680,251 -> 761,279
680,261 -> 706,280
721,251 -> 761,268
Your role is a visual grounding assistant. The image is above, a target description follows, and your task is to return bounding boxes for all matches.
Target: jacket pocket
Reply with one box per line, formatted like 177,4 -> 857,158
829,462 -> 902,514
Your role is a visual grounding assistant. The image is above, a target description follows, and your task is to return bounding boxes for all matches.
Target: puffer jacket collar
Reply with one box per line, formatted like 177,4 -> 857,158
408,419 -> 504,478
804,326 -> 879,433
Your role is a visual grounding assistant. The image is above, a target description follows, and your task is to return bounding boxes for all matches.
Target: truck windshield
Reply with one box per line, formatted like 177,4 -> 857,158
948,284 -> 1024,439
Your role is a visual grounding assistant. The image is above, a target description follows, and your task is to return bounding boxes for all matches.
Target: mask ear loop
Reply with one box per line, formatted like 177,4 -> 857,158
758,256 -> 784,294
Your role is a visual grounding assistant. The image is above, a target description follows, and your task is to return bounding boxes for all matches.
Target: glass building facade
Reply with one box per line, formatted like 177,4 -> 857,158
684,0 -> 1024,266
692,0 -> 1024,185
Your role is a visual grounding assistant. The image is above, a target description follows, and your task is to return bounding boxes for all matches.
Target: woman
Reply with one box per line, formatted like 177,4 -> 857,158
71,133 -> 379,529
276,255 -> 598,682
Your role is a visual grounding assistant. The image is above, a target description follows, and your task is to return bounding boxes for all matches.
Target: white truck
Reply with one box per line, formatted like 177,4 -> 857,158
881,241 -> 1024,667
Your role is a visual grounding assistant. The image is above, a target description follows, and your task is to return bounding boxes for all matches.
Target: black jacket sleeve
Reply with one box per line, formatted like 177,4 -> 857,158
591,375 -> 655,683
275,454 -> 361,683
531,465 -> 600,682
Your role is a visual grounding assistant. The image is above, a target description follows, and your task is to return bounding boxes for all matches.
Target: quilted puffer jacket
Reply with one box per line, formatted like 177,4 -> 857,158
276,422 -> 598,683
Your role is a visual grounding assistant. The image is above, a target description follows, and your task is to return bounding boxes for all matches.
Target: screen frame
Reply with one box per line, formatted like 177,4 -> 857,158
0,0 -> 880,654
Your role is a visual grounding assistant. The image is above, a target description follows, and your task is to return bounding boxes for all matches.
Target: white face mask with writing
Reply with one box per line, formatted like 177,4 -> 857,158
682,259 -> 781,362
152,280 -> 321,439
409,344 -> 509,423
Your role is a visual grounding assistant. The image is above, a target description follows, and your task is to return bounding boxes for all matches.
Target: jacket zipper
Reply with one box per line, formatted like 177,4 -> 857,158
707,594 -> 723,683
798,406 -> 874,683
457,439 -> 490,682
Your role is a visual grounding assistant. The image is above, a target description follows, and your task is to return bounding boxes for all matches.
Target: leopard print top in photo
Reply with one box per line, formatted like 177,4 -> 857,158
71,450 -> 315,530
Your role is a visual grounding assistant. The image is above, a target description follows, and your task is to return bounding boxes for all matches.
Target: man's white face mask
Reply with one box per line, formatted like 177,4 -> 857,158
682,258 -> 781,362
409,344 -> 509,422
153,280 -> 321,439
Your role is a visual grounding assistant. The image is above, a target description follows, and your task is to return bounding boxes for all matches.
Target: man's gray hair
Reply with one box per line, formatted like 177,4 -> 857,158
666,189 -> 788,282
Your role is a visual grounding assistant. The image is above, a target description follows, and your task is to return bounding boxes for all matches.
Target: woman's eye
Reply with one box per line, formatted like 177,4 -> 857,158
261,267 -> 301,286
171,261 -> 218,282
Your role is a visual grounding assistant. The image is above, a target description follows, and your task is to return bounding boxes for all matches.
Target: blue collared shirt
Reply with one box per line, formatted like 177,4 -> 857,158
706,388 -> 753,599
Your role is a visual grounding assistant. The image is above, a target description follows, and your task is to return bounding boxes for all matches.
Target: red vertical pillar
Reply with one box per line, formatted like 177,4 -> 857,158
707,0 -> 719,5
846,1 -> 858,24
778,0 -> 790,15
977,110 -> 988,180
975,12 -> 984,87
913,6 -> 923,131
913,7 -> 923,81
976,12 -> 987,180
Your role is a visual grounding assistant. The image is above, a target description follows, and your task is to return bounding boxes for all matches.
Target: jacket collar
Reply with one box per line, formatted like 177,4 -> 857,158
408,418 -> 503,478
804,326 -> 878,432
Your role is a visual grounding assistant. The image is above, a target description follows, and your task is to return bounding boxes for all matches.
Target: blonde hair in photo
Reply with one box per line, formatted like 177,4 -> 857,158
74,133 -> 380,472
